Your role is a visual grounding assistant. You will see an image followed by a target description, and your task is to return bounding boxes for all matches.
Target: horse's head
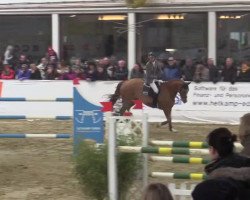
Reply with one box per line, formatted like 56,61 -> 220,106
179,81 -> 191,103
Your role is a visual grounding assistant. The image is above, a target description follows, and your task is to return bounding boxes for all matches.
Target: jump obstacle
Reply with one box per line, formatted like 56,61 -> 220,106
107,114 -> 244,200
150,139 -> 243,149
0,133 -> 71,138
0,97 -> 72,120
0,97 -> 72,102
1,92 -> 241,199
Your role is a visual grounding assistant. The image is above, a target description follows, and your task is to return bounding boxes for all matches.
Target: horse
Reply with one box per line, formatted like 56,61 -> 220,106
109,78 -> 190,132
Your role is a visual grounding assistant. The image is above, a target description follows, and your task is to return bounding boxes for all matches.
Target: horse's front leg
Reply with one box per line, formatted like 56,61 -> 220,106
160,120 -> 169,126
163,109 -> 177,133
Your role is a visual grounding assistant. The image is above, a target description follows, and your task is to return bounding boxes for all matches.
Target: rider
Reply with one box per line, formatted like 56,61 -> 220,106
145,52 -> 163,107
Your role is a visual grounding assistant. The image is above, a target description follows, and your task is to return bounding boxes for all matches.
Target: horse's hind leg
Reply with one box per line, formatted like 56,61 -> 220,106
119,101 -> 134,115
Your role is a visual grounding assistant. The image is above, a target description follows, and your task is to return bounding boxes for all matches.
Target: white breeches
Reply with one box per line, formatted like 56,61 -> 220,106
150,82 -> 159,94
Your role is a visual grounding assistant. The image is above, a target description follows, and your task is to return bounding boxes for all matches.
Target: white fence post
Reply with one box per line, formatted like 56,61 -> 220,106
108,117 -> 118,200
142,113 -> 149,188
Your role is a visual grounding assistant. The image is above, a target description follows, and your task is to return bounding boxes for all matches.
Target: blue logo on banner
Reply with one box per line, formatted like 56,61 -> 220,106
73,87 -> 104,150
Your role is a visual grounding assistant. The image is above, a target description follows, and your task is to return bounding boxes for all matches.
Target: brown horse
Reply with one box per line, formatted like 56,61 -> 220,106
109,78 -> 190,132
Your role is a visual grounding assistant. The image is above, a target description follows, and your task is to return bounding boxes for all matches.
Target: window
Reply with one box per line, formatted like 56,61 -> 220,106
60,14 -> 128,62
0,15 -> 51,63
217,12 -> 250,66
136,13 -> 208,65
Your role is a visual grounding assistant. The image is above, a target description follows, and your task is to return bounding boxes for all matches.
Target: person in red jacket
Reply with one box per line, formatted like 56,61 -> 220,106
0,65 -> 15,79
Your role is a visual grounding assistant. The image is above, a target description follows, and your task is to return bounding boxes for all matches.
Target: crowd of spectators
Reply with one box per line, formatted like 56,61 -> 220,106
0,46 -> 129,81
0,45 -> 250,83
160,56 -> 250,83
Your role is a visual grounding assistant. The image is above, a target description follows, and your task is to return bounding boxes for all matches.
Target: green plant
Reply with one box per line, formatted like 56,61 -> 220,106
75,134 -> 141,200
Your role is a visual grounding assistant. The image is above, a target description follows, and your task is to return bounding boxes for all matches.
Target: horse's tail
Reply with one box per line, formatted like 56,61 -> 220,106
109,81 -> 124,105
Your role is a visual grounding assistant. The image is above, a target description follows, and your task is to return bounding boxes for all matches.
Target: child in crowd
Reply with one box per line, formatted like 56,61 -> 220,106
0,65 -> 15,79
142,183 -> 173,200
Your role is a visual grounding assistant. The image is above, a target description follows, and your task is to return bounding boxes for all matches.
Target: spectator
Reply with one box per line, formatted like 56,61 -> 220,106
29,63 -> 42,80
205,127 -> 250,175
85,61 -> 97,81
181,58 -> 195,81
96,65 -> 108,80
130,63 -> 145,79
114,59 -> 128,80
237,61 -> 250,82
193,63 -> 209,82
192,178 -> 248,200
16,54 -> 29,70
102,57 -> 112,70
45,65 -> 60,80
207,58 -> 220,83
206,113 -> 250,193
61,67 -> 77,80
37,57 -> 48,79
0,65 -> 15,79
72,66 -> 86,80
47,46 -> 58,65
142,183 -> 174,200
239,113 -> 250,156
57,62 -> 70,78
101,57 -> 115,80
72,58 -> 84,71
3,45 -> 15,66
162,57 -> 181,81
221,57 -> 237,84
16,64 -> 31,80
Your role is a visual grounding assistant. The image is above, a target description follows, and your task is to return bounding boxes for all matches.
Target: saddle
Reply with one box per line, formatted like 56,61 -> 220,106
143,81 -> 161,108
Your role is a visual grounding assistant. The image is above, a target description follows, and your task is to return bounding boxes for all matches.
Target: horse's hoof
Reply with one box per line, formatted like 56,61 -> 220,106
156,122 -> 161,128
171,129 -> 178,133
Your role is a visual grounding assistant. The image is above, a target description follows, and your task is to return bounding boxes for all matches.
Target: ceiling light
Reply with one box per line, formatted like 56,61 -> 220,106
219,15 -> 242,19
157,14 -> 185,20
165,49 -> 176,52
70,15 -> 76,18
98,15 -> 127,21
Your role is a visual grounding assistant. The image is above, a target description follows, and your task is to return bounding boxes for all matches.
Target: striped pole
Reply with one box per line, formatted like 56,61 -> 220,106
150,156 -> 210,164
0,97 -> 72,102
150,140 -> 243,150
150,140 -> 208,148
0,134 -> 71,138
118,146 -> 209,155
151,172 -> 207,180
0,115 -> 72,120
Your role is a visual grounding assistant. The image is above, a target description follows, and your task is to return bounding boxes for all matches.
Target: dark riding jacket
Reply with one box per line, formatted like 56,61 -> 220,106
205,153 -> 250,175
145,61 -> 163,85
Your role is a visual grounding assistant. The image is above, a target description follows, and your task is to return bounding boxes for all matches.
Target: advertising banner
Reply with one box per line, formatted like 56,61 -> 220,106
73,86 -> 104,147
0,80 -> 249,124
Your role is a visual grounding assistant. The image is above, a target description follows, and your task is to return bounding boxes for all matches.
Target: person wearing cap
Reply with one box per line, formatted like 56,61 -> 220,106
144,52 -> 163,108
145,52 -> 163,94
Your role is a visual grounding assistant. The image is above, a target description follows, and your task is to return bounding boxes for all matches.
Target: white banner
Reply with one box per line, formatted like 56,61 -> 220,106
0,80 -> 249,124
